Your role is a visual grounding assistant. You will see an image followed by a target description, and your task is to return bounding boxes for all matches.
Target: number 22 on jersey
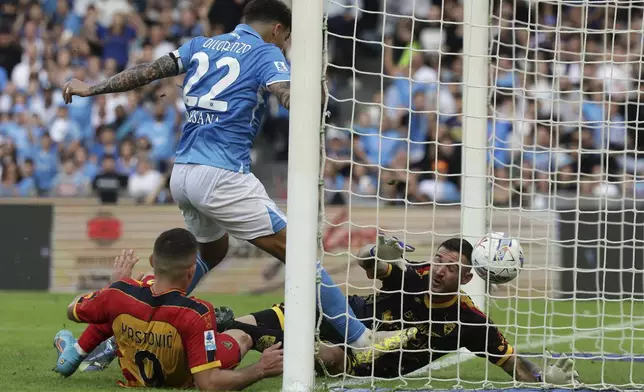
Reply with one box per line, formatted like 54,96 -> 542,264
183,53 -> 240,112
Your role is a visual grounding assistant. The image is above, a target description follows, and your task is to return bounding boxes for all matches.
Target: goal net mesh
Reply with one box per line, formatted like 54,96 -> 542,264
318,0 -> 644,390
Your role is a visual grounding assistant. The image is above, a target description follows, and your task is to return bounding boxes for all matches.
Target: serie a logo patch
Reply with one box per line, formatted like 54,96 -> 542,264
274,61 -> 288,73
204,330 -> 217,352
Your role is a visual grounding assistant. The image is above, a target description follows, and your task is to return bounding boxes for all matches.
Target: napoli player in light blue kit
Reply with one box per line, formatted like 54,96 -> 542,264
60,0 -> 414,373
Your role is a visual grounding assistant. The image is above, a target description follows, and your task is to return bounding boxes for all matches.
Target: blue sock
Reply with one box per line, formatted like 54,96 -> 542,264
317,262 -> 366,343
187,253 -> 210,295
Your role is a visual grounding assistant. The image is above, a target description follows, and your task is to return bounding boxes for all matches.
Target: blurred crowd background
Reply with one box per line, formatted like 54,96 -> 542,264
1,0 -> 643,207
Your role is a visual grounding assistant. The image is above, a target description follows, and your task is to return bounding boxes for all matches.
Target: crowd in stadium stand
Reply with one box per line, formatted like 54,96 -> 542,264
1,0 -> 643,207
323,0 -> 644,207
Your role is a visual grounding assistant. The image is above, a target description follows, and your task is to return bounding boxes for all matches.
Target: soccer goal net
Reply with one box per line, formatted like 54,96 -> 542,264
317,0 -> 644,390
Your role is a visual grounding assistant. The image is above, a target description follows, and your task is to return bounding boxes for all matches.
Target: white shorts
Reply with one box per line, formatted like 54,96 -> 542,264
170,164 -> 287,243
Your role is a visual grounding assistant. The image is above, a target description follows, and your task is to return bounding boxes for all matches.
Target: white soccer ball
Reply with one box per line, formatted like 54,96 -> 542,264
471,232 -> 524,284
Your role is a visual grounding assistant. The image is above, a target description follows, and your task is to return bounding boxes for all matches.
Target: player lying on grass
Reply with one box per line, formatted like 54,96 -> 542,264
219,235 -> 580,385
53,228 -> 283,390
54,229 -> 415,387
61,0 -> 392,353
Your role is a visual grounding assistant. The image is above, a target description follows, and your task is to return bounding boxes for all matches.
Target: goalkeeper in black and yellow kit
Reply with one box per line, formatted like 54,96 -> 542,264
224,234 -> 581,384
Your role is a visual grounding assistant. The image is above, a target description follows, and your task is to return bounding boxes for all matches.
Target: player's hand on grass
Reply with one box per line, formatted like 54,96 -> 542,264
62,78 -> 91,103
110,249 -> 141,283
542,355 -> 580,385
259,342 -> 283,377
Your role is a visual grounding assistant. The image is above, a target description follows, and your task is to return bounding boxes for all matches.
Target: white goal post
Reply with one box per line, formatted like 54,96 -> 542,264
459,0 -> 488,308
285,0 -> 644,390
282,0 -> 323,391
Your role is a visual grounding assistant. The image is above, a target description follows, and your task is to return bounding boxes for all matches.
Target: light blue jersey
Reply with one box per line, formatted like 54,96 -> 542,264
173,24 -> 290,173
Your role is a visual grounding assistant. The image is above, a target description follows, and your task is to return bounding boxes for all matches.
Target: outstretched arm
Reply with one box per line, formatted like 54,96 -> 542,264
63,54 -> 181,102
501,355 -> 540,382
356,249 -> 392,279
266,81 -> 290,110
355,234 -> 414,279
501,354 -> 579,384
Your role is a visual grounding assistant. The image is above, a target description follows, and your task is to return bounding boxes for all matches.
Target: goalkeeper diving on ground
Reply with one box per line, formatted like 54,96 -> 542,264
222,234 -> 580,384
54,231 -> 579,387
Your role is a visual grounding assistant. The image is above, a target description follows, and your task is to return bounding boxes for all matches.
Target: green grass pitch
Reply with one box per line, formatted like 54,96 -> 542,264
1,292 -> 643,391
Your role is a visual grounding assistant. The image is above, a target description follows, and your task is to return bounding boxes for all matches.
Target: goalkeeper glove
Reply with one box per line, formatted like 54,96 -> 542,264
357,233 -> 415,271
540,354 -> 580,385
215,306 -> 235,332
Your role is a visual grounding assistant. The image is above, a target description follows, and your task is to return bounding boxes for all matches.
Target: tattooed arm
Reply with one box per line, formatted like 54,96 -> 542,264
62,54 -> 181,103
266,81 -> 327,111
266,81 -> 290,110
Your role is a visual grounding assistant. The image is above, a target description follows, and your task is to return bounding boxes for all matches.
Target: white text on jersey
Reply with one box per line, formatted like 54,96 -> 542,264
186,110 -> 219,125
202,39 -> 252,54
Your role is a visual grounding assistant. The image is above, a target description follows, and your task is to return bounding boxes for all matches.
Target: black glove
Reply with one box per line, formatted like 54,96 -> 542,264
215,306 -> 235,332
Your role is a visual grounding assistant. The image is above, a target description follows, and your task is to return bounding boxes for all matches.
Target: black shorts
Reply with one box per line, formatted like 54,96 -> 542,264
352,351 -> 430,378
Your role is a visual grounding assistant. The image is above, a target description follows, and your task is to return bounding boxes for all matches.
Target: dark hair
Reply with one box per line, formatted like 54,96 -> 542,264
439,238 -> 473,265
0,162 -> 21,183
153,228 -> 198,270
243,0 -> 292,30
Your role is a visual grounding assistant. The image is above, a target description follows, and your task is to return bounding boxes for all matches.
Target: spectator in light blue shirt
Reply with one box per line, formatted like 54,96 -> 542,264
383,52 -> 437,120
51,158 -> 90,197
73,146 -> 99,181
408,91 -> 430,165
49,105 -> 82,150
91,126 -> 119,162
384,75 -> 429,121
355,116 -> 405,169
64,70 -> 94,141
523,124 -> 554,173
116,92 -> 153,140
116,139 -> 139,176
17,159 -> 38,197
50,0 -> 82,37
30,132 -> 59,194
495,58 -> 517,89
581,98 -> 603,148
0,162 -> 20,197
136,102 -> 174,166
2,109 -> 32,161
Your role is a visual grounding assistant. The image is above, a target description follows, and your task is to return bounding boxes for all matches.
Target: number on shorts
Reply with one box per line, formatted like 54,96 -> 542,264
183,53 -> 241,112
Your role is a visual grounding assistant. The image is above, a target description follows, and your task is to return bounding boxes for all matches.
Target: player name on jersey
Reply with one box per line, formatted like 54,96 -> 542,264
120,322 -> 174,349
185,110 -> 219,126
201,37 -> 252,54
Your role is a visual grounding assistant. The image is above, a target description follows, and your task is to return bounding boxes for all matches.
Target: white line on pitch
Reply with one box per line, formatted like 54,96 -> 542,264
328,318 -> 644,387
422,318 -> 644,374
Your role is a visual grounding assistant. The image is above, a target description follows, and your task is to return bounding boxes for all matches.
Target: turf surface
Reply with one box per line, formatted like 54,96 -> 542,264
1,292 -> 643,391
